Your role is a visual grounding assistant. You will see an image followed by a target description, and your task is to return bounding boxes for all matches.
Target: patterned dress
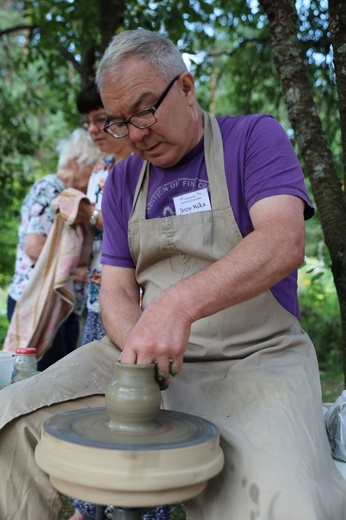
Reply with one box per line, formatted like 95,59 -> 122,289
8,173 -> 87,314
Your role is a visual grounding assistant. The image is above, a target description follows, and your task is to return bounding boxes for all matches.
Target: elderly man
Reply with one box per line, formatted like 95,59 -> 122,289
0,29 -> 345,520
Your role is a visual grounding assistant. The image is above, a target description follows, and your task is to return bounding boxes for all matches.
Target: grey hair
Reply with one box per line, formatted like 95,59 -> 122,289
56,128 -> 105,169
96,29 -> 187,90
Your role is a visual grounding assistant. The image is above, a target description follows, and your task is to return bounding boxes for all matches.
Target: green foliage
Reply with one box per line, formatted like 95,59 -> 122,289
298,257 -> 342,373
0,4 -> 81,287
193,3 -> 284,117
0,289 -> 9,347
171,504 -> 186,520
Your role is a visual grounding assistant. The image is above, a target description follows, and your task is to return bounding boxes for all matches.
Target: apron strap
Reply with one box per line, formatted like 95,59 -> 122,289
130,111 -> 232,220
203,112 -> 231,209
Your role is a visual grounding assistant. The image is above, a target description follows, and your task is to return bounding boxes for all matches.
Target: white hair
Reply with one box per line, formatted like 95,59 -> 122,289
56,128 -> 104,169
96,29 -> 187,89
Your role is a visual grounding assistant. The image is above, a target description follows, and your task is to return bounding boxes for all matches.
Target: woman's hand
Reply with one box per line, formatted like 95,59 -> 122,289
71,266 -> 88,283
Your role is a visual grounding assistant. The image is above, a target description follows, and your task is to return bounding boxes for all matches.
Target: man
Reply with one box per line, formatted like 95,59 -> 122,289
96,29 -> 346,519
0,29 -> 345,520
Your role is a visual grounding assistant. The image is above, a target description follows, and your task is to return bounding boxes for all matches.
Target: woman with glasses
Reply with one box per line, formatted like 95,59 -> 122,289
74,81 -> 131,348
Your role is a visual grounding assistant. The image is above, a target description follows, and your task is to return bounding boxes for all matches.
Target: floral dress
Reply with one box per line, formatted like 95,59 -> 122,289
8,173 -> 87,314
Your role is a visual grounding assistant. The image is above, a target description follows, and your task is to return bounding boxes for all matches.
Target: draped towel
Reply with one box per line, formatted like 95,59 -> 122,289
4,188 -> 92,360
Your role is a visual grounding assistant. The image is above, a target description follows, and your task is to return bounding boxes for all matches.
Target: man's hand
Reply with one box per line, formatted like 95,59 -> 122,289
120,290 -> 193,389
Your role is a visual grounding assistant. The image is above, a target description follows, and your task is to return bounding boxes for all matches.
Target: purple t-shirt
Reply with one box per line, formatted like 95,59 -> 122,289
101,114 -> 314,317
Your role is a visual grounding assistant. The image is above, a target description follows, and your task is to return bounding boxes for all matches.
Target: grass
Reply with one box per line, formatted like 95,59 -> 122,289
320,369 -> 344,403
61,495 -> 75,519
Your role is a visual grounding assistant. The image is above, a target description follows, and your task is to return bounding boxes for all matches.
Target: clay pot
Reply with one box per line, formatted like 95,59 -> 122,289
35,361 -> 224,507
105,361 -> 161,433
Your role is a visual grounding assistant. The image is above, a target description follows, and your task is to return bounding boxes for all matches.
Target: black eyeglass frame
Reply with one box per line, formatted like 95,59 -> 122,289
81,115 -> 108,130
103,75 -> 181,139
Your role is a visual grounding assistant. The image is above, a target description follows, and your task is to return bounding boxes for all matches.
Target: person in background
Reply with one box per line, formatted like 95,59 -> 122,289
7,128 -> 104,370
0,29 -> 345,520
74,80 -> 131,345
68,82 -> 171,520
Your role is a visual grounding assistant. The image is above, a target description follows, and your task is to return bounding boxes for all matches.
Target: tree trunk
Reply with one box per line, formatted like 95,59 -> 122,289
329,0 -> 346,187
99,0 -> 126,54
328,0 -> 346,384
259,0 -> 346,384
79,0 -> 126,87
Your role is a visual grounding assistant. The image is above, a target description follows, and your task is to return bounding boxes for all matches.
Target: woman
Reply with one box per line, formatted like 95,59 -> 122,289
7,128 -> 104,370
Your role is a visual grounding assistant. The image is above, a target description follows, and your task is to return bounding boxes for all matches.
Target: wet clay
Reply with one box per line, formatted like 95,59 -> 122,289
35,362 -> 224,507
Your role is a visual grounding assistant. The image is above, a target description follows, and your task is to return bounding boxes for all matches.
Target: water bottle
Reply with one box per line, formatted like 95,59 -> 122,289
12,347 -> 37,382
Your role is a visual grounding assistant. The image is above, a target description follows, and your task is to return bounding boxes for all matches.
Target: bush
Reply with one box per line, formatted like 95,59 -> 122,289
298,257 -> 342,372
0,289 -> 8,348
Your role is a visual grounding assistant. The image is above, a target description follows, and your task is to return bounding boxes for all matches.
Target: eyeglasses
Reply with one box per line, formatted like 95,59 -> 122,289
103,75 -> 180,139
81,115 -> 108,129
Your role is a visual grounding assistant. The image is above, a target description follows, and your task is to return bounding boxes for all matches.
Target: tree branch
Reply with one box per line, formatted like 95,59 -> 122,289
0,22 -> 82,75
0,23 -> 39,37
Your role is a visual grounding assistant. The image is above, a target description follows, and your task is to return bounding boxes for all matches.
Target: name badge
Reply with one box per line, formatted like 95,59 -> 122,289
173,188 -> 211,215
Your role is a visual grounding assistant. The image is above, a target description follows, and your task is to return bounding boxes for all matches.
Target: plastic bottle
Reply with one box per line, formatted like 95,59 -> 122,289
12,347 -> 37,382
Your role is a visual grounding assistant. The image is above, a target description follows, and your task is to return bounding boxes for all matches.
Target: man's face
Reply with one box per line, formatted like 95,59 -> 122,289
82,108 -> 128,157
100,59 -> 201,168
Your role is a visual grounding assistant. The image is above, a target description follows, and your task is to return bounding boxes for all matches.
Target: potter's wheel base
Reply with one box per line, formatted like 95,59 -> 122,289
36,406 -> 223,508
108,506 -> 154,520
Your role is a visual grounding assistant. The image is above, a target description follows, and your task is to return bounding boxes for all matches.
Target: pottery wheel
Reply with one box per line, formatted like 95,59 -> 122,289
35,406 -> 224,507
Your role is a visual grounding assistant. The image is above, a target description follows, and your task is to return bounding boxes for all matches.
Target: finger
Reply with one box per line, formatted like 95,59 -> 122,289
154,358 -> 178,389
153,362 -> 170,391
169,358 -> 177,377
119,348 -> 137,365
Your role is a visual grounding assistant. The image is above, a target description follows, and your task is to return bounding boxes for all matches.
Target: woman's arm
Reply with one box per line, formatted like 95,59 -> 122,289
24,234 -> 47,263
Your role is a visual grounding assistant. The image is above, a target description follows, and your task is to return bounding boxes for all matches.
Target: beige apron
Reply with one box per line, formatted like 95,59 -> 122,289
127,112 -> 346,519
